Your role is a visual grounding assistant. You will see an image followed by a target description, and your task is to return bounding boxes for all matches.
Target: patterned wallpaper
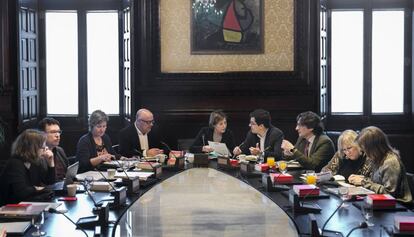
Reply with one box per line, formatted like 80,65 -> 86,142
160,0 -> 294,73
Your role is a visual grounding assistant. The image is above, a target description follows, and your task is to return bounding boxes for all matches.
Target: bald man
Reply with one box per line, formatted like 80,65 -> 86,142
118,108 -> 164,158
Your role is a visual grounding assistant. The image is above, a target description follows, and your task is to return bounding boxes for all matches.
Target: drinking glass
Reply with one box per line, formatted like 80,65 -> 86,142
84,175 -> 94,194
31,211 -> 45,236
361,203 -> 374,227
338,187 -> 350,207
306,170 -> 317,185
267,157 -> 275,168
278,160 -> 287,174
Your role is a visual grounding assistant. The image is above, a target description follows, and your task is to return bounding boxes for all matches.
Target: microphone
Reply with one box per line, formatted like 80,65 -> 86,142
94,168 -> 117,191
94,168 -> 127,208
111,155 -> 140,194
289,184 -> 322,213
345,222 -> 368,237
202,135 -> 206,146
111,155 -> 131,179
81,182 -> 103,208
48,208 -> 88,237
161,141 -> 185,169
320,199 -> 345,235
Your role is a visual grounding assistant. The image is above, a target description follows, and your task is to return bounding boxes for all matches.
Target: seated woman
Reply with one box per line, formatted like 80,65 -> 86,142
189,110 -> 235,156
348,126 -> 412,203
1,129 -> 55,204
76,110 -> 116,173
321,130 -> 373,180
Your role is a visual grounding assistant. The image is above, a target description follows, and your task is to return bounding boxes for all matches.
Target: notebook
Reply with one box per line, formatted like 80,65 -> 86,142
0,221 -> 31,235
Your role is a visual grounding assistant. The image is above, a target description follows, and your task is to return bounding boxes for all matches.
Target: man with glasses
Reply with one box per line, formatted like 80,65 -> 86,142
38,117 -> 69,181
119,108 -> 164,158
233,109 -> 284,162
281,111 -> 335,172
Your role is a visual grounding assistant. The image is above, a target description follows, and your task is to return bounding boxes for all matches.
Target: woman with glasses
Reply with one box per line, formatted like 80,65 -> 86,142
348,126 -> 412,203
190,110 -> 235,156
321,130 -> 373,180
0,129 -> 55,204
76,110 -> 116,173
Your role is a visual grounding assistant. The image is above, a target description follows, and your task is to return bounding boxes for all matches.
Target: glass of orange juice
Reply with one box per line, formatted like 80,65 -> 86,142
278,160 -> 287,174
306,170 -> 317,185
267,157 -> 275,168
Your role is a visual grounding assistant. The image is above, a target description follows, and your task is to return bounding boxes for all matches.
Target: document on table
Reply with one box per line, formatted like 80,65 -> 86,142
208,141 -> 230,157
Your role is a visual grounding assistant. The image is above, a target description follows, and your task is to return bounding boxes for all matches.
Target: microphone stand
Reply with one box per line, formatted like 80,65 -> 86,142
161,141 -> 184,169
75,183 -> 110,230
94,169 -> 127,208
112,158 -> 140,194
134,149 -> 162,178
48,208 -> 89,237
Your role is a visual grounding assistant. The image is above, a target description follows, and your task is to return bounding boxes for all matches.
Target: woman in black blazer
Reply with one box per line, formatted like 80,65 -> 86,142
76,110 -> 116,173
190,110 -> 235,156
1,129 -> 55,204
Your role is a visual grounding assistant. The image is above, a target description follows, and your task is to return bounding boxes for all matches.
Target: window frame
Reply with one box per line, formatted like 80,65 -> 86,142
37,0 -> 125,125
324,0 -> 412,131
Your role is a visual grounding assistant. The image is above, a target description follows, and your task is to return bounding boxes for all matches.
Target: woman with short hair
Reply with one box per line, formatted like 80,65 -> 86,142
1,129 -> 55,204
76,110 -> 116,173
321,130 -> 372,180
348,126 -> 412,203
190,110 -> 235,155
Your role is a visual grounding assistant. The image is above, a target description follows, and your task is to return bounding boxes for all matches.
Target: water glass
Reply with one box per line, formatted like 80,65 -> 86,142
31,211 -> 45,236
278,160 -> 287,174
361,203 -> 374,227
267,157 -> 275,168
338,187 -> 350,207
84,175 -> 94,194
306,170 -> 317,185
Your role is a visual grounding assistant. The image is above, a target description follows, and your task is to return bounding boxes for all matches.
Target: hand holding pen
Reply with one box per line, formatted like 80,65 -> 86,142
232,142 -> 244,156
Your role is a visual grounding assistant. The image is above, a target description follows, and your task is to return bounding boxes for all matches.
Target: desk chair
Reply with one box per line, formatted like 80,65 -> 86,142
177,139 -> 195,153
406,172 -> 414,208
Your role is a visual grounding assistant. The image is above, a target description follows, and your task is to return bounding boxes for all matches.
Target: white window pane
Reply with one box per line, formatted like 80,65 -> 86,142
372,11 -> 404,114
331,11 -> 364,114
87,12 -> 119,114
46,12 -> 78,115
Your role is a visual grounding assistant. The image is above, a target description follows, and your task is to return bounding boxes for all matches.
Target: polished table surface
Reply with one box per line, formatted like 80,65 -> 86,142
116,168 -> 299,237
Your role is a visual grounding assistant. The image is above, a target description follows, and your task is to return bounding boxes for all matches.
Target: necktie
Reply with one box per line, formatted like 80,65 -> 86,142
304,140 -> 310,157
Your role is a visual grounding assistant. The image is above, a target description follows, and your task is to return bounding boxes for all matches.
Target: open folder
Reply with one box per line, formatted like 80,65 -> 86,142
208,141 -> 230,157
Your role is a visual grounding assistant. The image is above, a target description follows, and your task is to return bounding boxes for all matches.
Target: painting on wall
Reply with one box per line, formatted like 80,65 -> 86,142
191,0 -> 263,54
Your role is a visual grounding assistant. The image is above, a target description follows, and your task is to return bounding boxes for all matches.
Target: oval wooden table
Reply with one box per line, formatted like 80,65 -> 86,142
115,168 -> 299,237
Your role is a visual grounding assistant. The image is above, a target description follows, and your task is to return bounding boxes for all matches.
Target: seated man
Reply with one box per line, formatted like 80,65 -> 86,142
38,117 -> 69,181
281,111 -> 335,172
119,108 -> 164,158
233,109 -> 284,161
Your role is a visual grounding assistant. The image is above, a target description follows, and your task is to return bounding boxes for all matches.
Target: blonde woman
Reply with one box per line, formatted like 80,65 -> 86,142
321,130 -> 372,180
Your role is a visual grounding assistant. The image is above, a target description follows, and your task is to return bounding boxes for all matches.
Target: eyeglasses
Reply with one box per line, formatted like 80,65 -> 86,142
139,119 -> 155,125
47,130 -> 63,135
342,146 -> 353,153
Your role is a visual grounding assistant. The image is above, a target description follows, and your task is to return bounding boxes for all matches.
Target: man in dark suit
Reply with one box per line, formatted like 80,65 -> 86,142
119,108 -> 164,158
281,111 -> 335,172
233,109 -> 284,161
38,117 -> 69,181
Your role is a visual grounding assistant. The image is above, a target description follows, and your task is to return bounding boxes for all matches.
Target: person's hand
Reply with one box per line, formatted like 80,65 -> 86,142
147,148 -> 164,157
348,174 -> 365,185
99,153 -> 113,163
249,143 -> 261,155
0,226 -> 6,237
281,140 -> 294,151
233,146 -> 242,156
34,186 -> 45,191
40,147 -> 54,167
202,145 -> 214,153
